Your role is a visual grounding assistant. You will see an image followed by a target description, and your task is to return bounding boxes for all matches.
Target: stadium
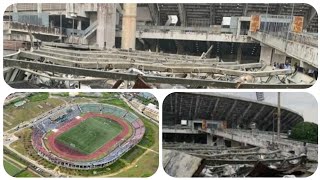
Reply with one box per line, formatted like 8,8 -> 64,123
31,103 -> 145,170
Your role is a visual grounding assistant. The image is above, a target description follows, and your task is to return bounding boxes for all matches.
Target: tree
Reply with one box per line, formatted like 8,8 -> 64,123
289,122 -> 318,144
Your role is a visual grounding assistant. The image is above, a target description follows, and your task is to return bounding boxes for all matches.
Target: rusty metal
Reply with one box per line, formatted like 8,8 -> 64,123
292,16 -> 304,33
132,75 -> 152,89
112,80 -> 124,88
249,15 -> 261,32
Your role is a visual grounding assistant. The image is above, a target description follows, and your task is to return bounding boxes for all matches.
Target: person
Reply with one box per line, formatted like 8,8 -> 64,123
294,62 -> 298,73
308,69 -> 314,77
284,60 -> 291,69
273,62 -> 277,68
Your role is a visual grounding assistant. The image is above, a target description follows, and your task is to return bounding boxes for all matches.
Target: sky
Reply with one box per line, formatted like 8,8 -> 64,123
219,92 -> 318,124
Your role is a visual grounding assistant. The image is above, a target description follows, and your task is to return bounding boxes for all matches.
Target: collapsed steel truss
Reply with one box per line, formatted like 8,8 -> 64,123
3,45 -> 315,88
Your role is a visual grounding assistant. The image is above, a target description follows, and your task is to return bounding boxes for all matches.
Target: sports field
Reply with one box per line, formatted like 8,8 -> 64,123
56,117 -> 123,155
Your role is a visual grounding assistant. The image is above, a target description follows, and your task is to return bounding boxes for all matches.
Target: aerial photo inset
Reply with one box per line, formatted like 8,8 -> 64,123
3,92 -> 159,177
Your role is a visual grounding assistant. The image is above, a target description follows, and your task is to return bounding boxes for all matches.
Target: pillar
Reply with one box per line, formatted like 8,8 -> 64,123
176,40 -> 184,54
216,137 -> 226,147
37,3 -> 42,13
236,19 -> 241,37
121,3 -> 137,50
77,20 -> 82,30
156,39 -> 159,53
207,134 -> 214,146
259,44 -> 273,65
96,4 -> 116,49
13,4 -> 18,13
237,44 -> 242,63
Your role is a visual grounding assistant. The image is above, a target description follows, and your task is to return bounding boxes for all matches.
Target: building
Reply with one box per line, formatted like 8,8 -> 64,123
130,98 -> 145,112
143,103 -> 159,121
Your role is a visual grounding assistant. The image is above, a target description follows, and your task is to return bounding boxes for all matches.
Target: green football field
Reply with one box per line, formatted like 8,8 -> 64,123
56,117 -> 123,155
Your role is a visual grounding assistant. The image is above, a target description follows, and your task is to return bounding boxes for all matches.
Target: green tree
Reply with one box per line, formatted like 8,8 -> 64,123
289,122 -> 318,144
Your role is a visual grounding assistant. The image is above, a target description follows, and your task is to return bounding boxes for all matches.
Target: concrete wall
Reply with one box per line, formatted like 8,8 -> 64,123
129,30 -> 250,43
213,129 -> 317,161
66,3 -> 98,18
250,32 -> 318,68
259,45 -> 273,65
286,40 -> 318,68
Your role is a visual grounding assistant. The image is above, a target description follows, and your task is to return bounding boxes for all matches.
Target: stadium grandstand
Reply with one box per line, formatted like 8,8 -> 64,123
31,103 -> 145,169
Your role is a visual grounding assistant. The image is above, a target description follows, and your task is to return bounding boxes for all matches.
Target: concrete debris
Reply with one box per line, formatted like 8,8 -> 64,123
163,149 -> 203,177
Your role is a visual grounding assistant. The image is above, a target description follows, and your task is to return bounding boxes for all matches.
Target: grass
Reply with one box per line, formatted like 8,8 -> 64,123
56,117 -> 123,155
4,160 -> 22,176
15,170 -> 37,177
51,92 -> 69,97
10,128 -> 33,156
120,146 -> 146,164
27,92 -> 49,102
114,151 -> 159,177
3,98 -> 64,131
4,156 -> 40,177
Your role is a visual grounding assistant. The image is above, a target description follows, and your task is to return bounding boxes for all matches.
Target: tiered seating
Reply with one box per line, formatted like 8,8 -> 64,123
31,103 -> 146,169
79,104 -> 100,113
123,112 -> 138,123
112,108 -> 126,117
101,104 -> 114,114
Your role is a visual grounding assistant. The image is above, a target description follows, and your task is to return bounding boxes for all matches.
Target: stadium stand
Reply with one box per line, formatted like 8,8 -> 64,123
31,103 -> 145,169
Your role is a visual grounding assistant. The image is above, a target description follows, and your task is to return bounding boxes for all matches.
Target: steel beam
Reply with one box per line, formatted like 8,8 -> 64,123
4,59 -> 312,89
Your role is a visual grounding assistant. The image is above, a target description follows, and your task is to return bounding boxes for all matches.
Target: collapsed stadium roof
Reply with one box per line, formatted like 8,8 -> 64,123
163,92 -> 303,132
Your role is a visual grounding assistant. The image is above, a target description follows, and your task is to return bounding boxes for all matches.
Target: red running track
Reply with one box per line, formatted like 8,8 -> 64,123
46,112 -> 130,161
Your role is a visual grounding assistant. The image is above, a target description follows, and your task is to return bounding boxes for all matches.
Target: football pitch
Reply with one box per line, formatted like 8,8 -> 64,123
56,117 -> 123,155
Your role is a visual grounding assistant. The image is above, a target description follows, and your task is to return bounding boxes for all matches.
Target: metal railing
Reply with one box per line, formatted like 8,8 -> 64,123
257,15 -> 318,47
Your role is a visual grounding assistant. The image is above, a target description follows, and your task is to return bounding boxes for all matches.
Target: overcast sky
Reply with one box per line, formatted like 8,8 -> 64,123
218,92 -> 318,124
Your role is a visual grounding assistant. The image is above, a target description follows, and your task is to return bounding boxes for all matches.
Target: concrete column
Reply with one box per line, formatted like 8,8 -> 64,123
121,3 -> 137,50
207,134 -> 214,146
236,19 -> 241,37
176,41 -> 184,54
13,4 -> 18,13
156,39 -> 159,53
37,3 -> 42,13
272,49 -> 286,64
216,137 -> 225,147
77,20 -> 82,30
259,45 -> 273,65
96,4 -> 116,49
237,44 -> 242,63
